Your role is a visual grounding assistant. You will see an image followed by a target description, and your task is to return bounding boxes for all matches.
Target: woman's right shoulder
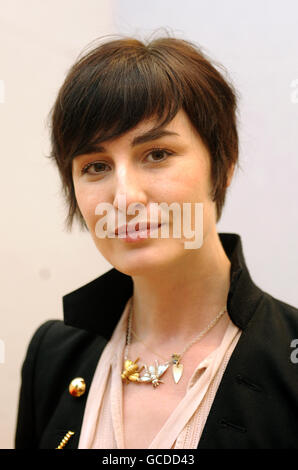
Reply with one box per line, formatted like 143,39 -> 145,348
16,320 -> 107,448
26,320 -> 89,351
24,319 -> 106,368
26,319 -> 61,347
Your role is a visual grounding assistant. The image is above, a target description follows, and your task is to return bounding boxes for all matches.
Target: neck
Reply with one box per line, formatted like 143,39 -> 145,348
131,231 -> 231,346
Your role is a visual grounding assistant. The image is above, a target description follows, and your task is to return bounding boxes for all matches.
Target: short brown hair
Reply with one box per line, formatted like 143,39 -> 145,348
47,35 -> 239,230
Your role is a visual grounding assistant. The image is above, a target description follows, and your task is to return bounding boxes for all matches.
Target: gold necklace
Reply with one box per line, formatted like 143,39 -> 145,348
121,302 -> 227,388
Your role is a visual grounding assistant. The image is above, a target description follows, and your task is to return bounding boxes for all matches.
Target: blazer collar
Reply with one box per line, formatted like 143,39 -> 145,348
63,232 -> 264,338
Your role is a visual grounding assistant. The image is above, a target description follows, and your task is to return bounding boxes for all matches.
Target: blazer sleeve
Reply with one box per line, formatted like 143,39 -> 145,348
15,320 -> 59,449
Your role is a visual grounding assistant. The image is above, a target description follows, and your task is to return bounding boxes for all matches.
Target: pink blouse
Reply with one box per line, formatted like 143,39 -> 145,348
78,296 -> 241,449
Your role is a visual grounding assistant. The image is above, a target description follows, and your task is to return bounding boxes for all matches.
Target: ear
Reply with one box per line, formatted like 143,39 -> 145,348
226,163 -> 235,188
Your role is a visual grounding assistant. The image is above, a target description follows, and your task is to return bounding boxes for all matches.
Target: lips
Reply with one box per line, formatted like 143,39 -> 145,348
115,222 -> 161,236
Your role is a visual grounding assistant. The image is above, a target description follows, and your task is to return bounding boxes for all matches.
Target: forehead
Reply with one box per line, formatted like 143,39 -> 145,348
119,111 -> 208,155
72,109 -> 206,161
130,109 -> 189,134
95,110 -> 195,149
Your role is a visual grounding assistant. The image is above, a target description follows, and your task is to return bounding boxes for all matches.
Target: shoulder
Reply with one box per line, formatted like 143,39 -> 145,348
234,288 -> 298,375
244,289 -> 298,357
19,319 -> 108,400
19,319 -> 108,415
23,319 -> 107,374
254,290 -> 298,333
27,319 -> 94,348
240,290 -> 298,384
16,320 -> 107,448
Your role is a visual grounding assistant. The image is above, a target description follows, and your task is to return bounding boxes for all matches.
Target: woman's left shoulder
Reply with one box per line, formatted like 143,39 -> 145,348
260,291 -> 298,328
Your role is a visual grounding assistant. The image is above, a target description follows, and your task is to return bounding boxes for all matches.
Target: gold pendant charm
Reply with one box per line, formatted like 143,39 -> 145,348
121,357 -> 144,383
171,353 -> 183,383
173,363 -> 183,383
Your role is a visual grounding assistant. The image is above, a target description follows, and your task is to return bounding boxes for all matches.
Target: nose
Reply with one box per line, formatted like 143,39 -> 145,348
112,165 -> 148,215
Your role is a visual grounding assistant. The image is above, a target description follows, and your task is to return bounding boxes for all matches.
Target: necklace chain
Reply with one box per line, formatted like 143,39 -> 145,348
125,301 -> 227,364
122,300 -> 228,386
131,328 -> 168,362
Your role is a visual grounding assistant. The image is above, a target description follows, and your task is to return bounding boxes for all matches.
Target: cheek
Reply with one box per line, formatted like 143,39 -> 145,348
166,164 -> 211,203
74,185 -> 101,224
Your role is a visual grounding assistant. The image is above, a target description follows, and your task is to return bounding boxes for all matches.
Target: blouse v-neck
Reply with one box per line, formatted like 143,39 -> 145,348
78,297 -> 241,449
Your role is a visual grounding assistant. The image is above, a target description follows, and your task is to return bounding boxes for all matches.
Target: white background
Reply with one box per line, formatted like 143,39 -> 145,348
0,0 -> 297,449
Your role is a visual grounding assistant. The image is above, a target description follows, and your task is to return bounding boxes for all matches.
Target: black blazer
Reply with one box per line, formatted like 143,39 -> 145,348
15,233 -> 298,449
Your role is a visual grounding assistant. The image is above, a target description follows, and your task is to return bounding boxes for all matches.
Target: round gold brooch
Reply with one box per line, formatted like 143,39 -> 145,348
69,377 -> 86,397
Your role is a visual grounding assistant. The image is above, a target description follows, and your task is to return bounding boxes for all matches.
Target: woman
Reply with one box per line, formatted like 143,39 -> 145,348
15,35 -> 298,449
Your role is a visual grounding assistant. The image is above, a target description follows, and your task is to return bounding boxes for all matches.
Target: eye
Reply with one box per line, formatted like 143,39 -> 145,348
81,161 -> 109,175
146,148 -> 172,163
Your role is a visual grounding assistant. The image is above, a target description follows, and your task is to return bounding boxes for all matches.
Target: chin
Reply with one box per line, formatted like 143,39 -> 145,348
95,237 -> 186,274
112,249 -> 184,279
111,257 -> 165,277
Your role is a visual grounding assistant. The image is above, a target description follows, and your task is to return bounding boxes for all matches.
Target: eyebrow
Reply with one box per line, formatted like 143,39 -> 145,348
131,129 -> 179,147
77,129 -> 180,156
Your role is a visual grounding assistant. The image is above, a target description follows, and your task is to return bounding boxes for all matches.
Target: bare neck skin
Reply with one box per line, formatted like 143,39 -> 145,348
131,228 -> 231,349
